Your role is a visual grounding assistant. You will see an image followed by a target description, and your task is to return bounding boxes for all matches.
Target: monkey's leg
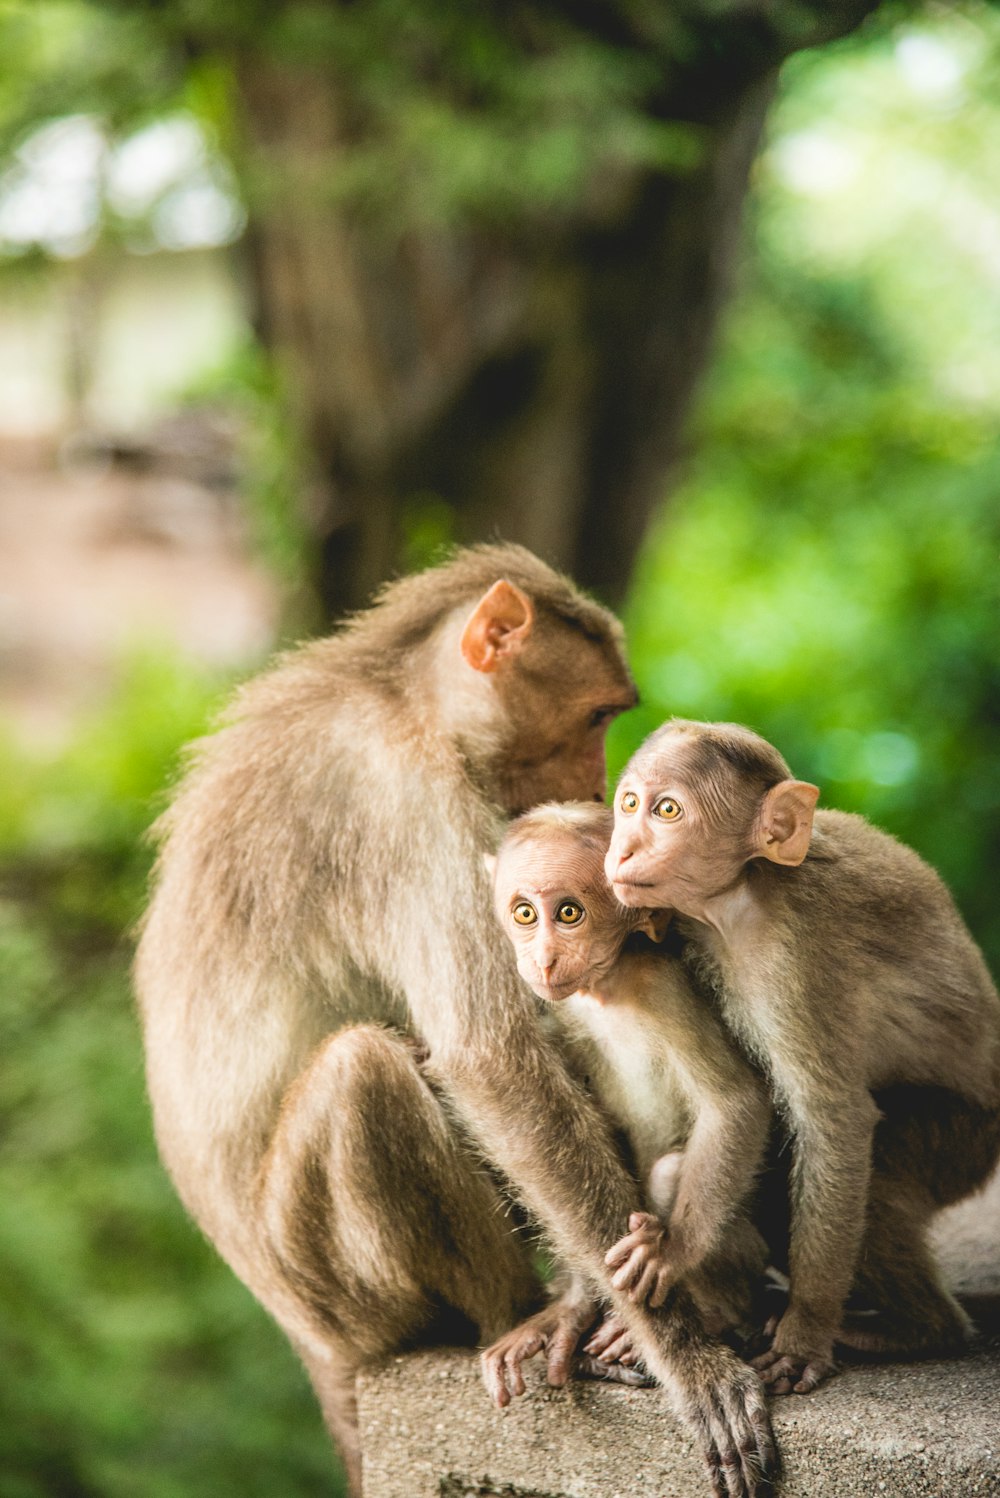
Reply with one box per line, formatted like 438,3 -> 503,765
257,1024 -> 540,1493
839,1176 -> 972,1357
688,1215 -> 771,1342
839,1088 -> 1000,1359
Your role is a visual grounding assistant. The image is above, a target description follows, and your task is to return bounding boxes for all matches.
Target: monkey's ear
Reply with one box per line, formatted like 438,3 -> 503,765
757,781 -> 820,866
482,852 -> 497,880
633,908 -> 672,943
460,580 -> 534,673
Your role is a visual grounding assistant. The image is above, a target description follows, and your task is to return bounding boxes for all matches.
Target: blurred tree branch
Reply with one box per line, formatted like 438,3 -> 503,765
222,0 -> 888,616
12,0 -> 893,617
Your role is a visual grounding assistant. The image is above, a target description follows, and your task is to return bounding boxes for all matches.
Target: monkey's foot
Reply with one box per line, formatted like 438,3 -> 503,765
751,1311 -> 835,1395
481,1295 -> 595,1409
582,1311 -> 641,1366
674,1351 -> 778,1498
576,1352 -> 655,1387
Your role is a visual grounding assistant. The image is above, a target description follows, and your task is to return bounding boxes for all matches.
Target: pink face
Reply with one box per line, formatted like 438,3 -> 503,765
605,761 -> 748,915
494,834 -> 628,1001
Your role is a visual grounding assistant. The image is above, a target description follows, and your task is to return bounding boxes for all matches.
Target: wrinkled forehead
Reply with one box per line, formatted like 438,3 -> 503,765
625,730 -> 710,788
495,831 -> 608,897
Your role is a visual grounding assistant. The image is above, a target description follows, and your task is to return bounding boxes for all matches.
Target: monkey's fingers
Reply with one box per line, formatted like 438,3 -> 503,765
582,1314 -> 626,1358
719,1376 -> 778,1498
752,1348 -> 833,1397
589,1327 -> 634,1365
545,1322 -> 580,1389
601,1216 -> 664,1264
576,1353 -> 655,1388
648,1263 -> 678,1310
626,1257 -> 662,1305
679,1362 -> 777,1498
481,1328 -> 545,1408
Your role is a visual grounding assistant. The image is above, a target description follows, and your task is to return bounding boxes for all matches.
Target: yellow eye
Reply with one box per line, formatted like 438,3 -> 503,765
654,798 -> 681,821
512,902 -> 537,926
620,791 -> 639,814
556,902 -> 584,925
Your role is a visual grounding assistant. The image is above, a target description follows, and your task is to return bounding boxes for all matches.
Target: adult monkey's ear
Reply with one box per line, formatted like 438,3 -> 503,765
757,781 -> 820,866
482,852 -> 498,879
460,580 -> 534,673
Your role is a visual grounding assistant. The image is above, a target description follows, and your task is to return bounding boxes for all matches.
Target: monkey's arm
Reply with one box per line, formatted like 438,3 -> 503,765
607,971 -> 772,1304
416,969 -> 774,1495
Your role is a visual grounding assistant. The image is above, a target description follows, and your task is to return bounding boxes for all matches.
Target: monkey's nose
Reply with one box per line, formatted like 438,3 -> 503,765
541,960 -> 556,980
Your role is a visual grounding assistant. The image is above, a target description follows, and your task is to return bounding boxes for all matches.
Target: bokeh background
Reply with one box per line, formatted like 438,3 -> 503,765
1,3 -> 998,1495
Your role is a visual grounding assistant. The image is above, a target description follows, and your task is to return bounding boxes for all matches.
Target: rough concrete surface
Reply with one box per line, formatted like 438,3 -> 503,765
359,1343 -> 1000,1498
358,1171 -> 1000,1497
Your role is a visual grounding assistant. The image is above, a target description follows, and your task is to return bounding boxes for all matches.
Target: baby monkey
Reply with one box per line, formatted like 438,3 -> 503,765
607,719 -> 1000,1397
482,802 -> 769,1404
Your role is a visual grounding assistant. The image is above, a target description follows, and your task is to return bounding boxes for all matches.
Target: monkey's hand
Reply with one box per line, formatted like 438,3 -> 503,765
581,1310 -> 641,1366
604,1211 -> 679,1308
751,1308 -> 836,1395
481,1295 -> 595,1409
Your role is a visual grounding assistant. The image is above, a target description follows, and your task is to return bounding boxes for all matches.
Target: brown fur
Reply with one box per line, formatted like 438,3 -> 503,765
484,801 -> 770,1395
134,554 -> 776,1498
608,718 -> 1000,1395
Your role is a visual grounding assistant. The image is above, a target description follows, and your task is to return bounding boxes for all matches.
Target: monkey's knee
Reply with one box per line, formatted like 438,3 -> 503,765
261,1023 -> 534,1354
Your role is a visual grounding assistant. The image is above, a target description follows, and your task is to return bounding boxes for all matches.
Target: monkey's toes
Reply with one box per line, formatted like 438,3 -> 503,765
752,1349 -> 833,1395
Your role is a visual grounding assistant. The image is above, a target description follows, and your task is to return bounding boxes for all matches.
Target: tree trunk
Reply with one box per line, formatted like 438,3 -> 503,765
232,6 -> 879,619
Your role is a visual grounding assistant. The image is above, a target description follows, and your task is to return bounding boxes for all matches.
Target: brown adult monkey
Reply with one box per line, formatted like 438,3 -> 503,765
482,802 -> 770,1403
606,718 -> 1000,1397
135,553 -> 777,1498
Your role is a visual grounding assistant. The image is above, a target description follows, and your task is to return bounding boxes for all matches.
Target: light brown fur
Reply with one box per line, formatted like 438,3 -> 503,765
483,803 -> 770,1401
135,557 -> 776,1498
608,718 -> 1000,1395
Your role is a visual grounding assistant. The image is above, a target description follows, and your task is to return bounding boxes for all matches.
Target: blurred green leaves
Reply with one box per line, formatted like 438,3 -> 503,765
0,5 -> 998,1497
608,2 -> 1000,969
0,654 -> 342,1498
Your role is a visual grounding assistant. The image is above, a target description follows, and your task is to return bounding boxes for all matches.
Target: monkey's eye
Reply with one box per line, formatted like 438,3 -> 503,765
512,902 -> 537,926
556,902 -> 584,925
653,798 -> 682,821
620,791 -> 639,815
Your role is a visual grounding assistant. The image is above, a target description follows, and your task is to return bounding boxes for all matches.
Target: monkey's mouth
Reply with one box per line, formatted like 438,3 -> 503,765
610,877 -> 655,903
532,976 -> 583,1002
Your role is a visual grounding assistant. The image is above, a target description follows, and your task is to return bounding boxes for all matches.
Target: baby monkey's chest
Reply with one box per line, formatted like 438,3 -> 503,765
563,996 -> 691,1170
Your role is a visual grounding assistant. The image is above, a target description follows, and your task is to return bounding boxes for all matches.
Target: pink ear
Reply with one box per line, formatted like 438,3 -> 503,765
482,852 -> 498,880
757,780 -> 819,866
634,908 -> 672,943
460,580 -> 534,673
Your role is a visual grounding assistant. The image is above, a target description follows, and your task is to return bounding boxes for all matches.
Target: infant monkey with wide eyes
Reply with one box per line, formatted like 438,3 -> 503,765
607,719 -> 1000,1397
482,803 -> 769,1403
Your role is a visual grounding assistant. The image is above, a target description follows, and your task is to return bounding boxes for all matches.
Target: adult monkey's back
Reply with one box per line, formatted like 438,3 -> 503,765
135,544 -> 775,1498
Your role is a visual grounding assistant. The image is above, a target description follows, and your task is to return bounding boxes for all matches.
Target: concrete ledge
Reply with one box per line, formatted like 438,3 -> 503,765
359,1178 -> 1000,1497
359,1340 -> 1000,1498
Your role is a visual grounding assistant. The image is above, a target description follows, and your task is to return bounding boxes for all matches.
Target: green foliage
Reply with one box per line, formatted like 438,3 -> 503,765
0,654 -> 343,1498
1,6 -> 998,1496
177,342 -> 320,635
608,3 -> 1000,973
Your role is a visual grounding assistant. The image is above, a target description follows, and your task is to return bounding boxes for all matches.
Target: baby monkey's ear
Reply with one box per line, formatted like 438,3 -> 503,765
757,780 -> 819,867
632,908 -> 673,943
482,852 -> 498,880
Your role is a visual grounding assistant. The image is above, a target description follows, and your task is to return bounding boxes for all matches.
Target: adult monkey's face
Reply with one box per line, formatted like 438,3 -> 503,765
457,578 -> 637,814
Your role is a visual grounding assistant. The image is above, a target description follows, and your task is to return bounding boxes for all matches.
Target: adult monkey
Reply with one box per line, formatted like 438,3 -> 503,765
135,545 -> 775,1498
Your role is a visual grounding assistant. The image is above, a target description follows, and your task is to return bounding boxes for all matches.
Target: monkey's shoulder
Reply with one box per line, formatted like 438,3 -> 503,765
783,807 -> 950,915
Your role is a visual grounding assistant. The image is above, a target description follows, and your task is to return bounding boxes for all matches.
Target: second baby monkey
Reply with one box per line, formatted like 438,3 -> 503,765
482,802 -> 769,1401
